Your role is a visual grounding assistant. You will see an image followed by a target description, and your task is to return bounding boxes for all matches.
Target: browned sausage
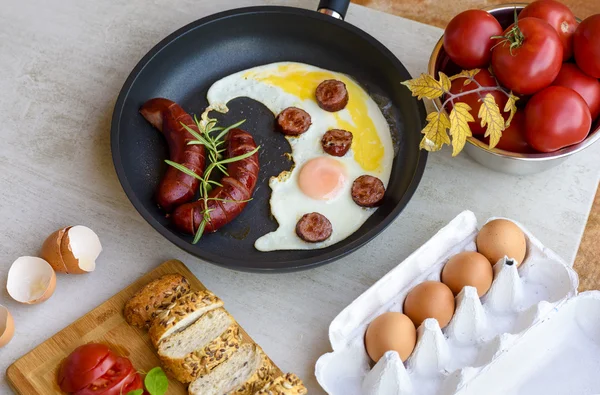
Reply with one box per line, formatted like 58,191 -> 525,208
171,129 -> 259,235
295,212 -> 333,242
140,98 -> 206,212
276,107 -> 312,136
316,80 -> 349,112
321,129 -> 353,157
351,175 -> 386,207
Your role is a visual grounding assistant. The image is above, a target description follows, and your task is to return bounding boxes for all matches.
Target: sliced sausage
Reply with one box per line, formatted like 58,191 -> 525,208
276,107 -> 312,136
171,129 -> 259,235
140,98 -> 206,212
351,175 -> 386,207
295,212 -> 333,243
321,129 -> 353,157
316,80 -> 349,112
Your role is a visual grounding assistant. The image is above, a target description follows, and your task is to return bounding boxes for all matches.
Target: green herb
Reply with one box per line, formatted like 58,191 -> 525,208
126,390 -> 143,395
144,367 -> 169,395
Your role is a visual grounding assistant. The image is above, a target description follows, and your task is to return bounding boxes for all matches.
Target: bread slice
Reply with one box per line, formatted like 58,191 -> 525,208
254,373 -> 307,395
124,274 -> 191,328
149,290 -> 223,347
158,308 -> 241,383
188,343 -> 275,395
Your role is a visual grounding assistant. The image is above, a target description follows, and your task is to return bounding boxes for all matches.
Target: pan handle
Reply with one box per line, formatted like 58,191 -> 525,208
317,0 -> 350,20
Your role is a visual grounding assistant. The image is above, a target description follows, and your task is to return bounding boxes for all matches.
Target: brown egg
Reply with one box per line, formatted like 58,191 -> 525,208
0,305 -> 15,348
364,312 -> 416,362
403,281 -> 455,329
40,226 -> 102,274
476,219 -> 527,267
441,251 -> 493,297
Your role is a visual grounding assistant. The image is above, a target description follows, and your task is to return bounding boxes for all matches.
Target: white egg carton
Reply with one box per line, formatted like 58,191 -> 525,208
314,210 -> 600,395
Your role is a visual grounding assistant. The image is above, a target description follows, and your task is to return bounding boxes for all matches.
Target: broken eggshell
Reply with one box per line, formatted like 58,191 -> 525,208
7,256 -> 56,304
0,305 -> 15,347
40,225 -> 102,274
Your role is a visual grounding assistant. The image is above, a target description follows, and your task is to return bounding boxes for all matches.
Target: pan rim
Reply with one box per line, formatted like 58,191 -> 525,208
110,5 -> 428,272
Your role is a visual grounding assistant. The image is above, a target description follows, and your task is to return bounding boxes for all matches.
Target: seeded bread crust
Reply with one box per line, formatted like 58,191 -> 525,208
160,321 -> 242,383
124,274 -> 191,328
229,345 -> 276,395
148,290 -> 223,347
254,373 -> 308,395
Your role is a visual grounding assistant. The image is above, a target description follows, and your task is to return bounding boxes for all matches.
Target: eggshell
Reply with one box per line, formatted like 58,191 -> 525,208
40,227 -> 70,273
60,226 -> 102,274
0,305 -> 14,348
442,251 -> 494,297
7,256 -> 57,304
403,281 -> 455,329
365,312 -> 416,362
477,219 -> 527,266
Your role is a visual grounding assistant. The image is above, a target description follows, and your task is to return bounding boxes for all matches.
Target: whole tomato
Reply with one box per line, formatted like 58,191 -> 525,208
494,112 -> 533,153
574,15 -> 600,78
447,69 -> 508,135
444,10 -> 503,69
519,0 -> 578,60
525,86 -> 591,152
552,63 -> 600,120
492,17 -> 563,95
58,343 -> 118,393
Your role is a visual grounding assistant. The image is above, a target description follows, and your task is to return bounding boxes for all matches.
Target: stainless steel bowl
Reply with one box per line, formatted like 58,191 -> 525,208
428,3 -> 600,175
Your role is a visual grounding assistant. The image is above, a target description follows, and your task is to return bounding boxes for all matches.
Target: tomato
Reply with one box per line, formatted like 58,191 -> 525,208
552,63 -> 600,120
443,10 -> 503,69
74,357 -> 135,395
525,86 -> 591,152
58,343 -> 118,393
519,0 -> 578,60
491,17 -> 563,95
573,15 -> 600,78
493,112 -> 533,153
447,69 -> 508,135
122,373 -> 144,393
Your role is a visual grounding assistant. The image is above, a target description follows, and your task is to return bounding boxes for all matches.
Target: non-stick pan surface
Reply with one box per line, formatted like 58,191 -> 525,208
111,5 -> 427,272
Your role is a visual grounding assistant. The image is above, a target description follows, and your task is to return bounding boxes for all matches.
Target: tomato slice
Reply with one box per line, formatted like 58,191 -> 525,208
122,373 -> 144,393
58,343 -> 118,392
74,357 -> 135,395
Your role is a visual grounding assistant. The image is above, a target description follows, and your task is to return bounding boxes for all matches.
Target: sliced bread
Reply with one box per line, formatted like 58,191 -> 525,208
149,290 -> 223,347
158,308 -> 241,383
188,343 -> 275,395
254,373 -> 308,395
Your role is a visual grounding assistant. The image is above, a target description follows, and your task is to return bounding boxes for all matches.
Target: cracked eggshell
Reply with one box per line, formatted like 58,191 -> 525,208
7,256 -> 56,304
59,226 -> 102,274
0,305 -> 14,348
40,227 -> 70,273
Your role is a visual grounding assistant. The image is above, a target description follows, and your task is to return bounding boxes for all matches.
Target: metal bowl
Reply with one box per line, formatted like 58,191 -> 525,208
428,3 -> 600,175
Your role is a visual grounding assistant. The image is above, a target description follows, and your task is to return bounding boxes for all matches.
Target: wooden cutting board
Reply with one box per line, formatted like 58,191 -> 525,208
5,259 -> 282,394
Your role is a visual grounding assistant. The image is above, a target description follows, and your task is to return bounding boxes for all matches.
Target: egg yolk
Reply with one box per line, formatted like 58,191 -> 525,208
298,157 -> 347,200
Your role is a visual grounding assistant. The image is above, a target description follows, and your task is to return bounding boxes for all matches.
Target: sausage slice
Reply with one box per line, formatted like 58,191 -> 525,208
296,213 -> 333,243
321,129 -> 353,157
351,175 -> 386,207
316,80 -> 349,112
276,107 -> 312,136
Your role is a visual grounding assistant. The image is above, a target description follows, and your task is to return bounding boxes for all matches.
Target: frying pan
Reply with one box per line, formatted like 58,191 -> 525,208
111,0 -> 427,272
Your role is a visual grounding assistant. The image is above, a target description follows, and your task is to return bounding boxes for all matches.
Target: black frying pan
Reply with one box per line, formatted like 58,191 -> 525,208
110,0 -> 427,272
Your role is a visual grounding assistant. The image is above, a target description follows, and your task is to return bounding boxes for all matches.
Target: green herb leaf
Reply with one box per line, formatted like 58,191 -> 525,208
192,212 -> 211,244
219,146 -> 260,164
164,160 -> 202,180
144,367 -> 168,395
182,123 -> 212,147
126,390 -> 144,395
208,197 -> 253,204
215,119 -> 246,141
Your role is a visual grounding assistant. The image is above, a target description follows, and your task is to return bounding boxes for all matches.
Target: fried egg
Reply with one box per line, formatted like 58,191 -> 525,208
206,62 -> 393,251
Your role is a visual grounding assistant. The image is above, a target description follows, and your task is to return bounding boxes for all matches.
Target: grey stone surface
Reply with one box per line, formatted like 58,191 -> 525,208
0,0 -> 598,393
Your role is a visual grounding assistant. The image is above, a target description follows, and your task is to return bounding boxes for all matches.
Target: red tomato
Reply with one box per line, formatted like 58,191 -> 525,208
492,17 -> 563,95
518,0 -> 578,60
573,15 -> 600,78
525,86 -> 591,152
447,69 -> 508,135
74,357 -> 135,395
58,343 -> 118,393
494,112 -> 533,153
122,373 -> 144,393
552,63 -> 600,120
443,10 -> 503,69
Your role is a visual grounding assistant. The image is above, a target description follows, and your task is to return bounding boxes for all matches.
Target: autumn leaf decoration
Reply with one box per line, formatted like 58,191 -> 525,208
402,69 -> 519,156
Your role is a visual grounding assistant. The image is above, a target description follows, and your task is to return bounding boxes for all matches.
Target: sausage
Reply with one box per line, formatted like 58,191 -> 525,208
321,129 -> 353,157
351,175 -> 386,207
276,107 -> 312,136
171,129 -> 259,235
295,212 -> 333,243
316,79 -> 349,112
140,98 -> 206,212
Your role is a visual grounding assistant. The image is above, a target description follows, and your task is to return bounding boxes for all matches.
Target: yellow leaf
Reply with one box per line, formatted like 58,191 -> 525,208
419,111 -> 451,151
439,72 -> 451,92
478,93 -> 506,149
449,102 -> 475,157
504,93 -> 519,127
449,69 -> 481,86
402,73 -> 445,100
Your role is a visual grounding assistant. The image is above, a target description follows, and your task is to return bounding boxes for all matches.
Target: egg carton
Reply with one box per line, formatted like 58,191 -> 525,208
315,210 -> 591,395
